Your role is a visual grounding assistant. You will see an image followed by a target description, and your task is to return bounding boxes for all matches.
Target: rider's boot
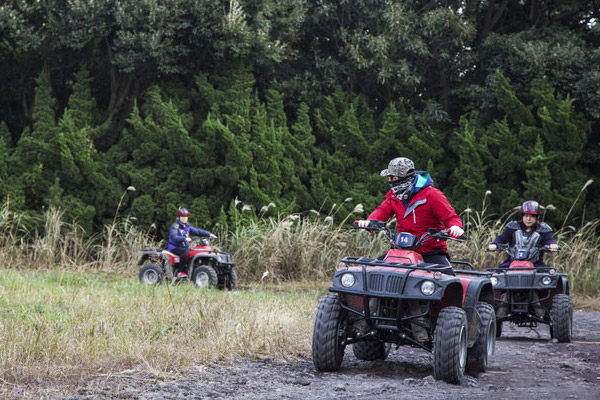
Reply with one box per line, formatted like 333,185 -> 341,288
531,291 -> 545,318
408,301 -> 428,342
496,292 -> 509,318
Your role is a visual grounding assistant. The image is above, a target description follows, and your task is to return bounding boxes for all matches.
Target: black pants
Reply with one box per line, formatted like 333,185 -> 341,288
170,247 -> 189,273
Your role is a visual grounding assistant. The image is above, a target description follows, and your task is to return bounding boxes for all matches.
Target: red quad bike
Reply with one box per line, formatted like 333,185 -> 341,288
312,220 -> 496,384
138,238 -> 237,290
487,244 -> 571,342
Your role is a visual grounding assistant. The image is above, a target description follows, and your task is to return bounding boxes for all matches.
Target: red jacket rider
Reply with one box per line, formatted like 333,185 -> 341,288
359,157 -> 463,264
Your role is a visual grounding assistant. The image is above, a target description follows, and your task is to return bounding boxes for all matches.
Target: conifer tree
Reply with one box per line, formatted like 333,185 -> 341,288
522,134 -> 553,205
449,117 -> 488,210
10,71 -> 57,210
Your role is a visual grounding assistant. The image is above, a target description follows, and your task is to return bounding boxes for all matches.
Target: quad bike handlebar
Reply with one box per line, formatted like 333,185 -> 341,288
486,243 -> 562,253
351,220 -> 466,251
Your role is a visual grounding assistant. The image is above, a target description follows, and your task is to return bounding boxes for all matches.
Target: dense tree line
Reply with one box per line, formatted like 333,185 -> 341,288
1,1 -> 599,238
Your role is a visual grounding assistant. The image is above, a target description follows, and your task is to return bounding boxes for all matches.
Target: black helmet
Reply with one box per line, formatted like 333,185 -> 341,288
176,208 -> 189,217
521,200 -> 540,215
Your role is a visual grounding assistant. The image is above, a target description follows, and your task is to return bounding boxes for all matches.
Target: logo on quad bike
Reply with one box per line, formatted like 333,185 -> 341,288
312,221 -> 496,384
138,237 -> 238,290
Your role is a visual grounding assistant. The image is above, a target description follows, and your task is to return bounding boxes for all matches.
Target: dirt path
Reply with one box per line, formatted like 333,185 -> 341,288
42,310 -> 600,400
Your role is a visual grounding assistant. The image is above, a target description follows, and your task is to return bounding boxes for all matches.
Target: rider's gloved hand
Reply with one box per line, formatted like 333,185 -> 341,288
210,233 -> 217,239
487,244 -> 497,251
549,243 -> 559,251
357,220 -> 370,228
448,225 -> 464,239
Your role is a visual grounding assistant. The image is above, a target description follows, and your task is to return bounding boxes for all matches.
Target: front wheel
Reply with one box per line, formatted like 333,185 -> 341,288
433,306 -> 468,384
192,265 -> 218,288
551,294 -> 573,342
139,264 -> 163,285
226,268 -> 238,290
467,302 -> 496,375
312,295 -> 347,371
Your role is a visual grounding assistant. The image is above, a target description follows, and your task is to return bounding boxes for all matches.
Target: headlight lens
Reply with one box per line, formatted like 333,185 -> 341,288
491,277 -> 499,286
541,276 -> 552,286
420,280 -> 436,296
340,273 -> 356,288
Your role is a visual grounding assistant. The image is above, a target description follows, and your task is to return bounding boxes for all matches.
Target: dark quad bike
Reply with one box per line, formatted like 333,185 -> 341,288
487,244 -> 572,342
138,238 -> 237,290
312,221 -> 496,384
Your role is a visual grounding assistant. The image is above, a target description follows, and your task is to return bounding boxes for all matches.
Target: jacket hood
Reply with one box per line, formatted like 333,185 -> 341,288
410,171 -> 433,196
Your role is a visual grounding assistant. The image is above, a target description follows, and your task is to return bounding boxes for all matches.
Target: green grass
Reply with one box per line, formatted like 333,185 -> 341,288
0,269 -> 326,398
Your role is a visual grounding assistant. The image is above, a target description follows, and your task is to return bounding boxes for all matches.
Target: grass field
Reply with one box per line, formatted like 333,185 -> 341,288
0,269 -> 325,397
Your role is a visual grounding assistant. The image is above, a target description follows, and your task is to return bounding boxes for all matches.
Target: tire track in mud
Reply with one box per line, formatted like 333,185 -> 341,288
40,310 -> 600,399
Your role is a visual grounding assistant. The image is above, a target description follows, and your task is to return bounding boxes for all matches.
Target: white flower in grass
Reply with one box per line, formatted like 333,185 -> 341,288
260,269 -> 269,281
582,179 -> 593,191
127,186 -> 136,191
545,204 -> 556,211
288,215 -> 300,221
464,208 -> 472,214
309,210 -> 320,215
485,190 -> 492,196
242,205 -> 251,212
353,203 -> 364,214
344,197 -> 353,203
235,197 -> 241,206
324,216 -> 333,223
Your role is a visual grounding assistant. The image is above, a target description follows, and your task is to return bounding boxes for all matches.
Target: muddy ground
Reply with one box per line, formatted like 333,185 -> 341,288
36,309 -> 600,400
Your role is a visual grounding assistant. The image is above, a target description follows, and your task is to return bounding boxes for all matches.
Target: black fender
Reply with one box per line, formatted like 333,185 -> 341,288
558,275 -> 569,295
439,282 -> 465,308
462,278 -> 495,344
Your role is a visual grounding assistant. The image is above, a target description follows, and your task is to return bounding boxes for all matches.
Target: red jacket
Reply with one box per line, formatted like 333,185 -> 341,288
368,184 -> 462,255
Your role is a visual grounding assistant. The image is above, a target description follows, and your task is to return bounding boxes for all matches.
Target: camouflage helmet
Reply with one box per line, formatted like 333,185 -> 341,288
380,157 -> 415,177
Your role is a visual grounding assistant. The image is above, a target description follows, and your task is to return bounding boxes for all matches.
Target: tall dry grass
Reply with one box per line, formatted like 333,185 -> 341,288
1,193 -> 598,296
0,204 -> 152,273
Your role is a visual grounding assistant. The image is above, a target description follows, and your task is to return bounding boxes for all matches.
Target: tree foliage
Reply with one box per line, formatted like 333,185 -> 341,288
0,0 -> 598,238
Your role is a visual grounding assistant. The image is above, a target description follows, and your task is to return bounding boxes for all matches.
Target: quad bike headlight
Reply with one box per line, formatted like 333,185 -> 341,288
420,280 -> 436,296
340,273 -> 356,288
491,276 -> 499,286
541,276 -> 552,286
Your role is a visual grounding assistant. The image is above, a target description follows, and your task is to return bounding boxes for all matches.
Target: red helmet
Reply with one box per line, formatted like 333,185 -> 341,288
176,208 -> 189,217
521,201 -> 540,215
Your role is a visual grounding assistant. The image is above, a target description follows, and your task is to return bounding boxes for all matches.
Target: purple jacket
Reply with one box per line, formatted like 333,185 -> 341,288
167,220 -> 211,251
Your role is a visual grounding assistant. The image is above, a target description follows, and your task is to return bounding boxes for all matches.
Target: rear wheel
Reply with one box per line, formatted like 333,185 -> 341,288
192,265 -> 218,288
551,294 -> 573,342
312,295 -> 347,371
353,340 -> 391,361
433,307 -> 468,384
467,302 -> 496,375
139,264 -> 163,285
